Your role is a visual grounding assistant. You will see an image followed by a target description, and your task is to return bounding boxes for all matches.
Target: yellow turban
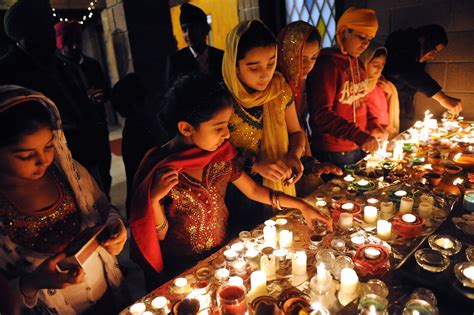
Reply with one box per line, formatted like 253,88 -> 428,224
336,7 -> 378,54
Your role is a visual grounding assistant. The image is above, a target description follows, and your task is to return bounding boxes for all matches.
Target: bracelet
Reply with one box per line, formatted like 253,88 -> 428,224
269,189 -> 282,210
274,191 -> 282,210
155,220 -> 168,233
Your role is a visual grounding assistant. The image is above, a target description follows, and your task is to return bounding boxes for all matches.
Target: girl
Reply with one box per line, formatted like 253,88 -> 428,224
360,42 -> 400,138
0,85 -> 127,314
306,7 -> 381,168
129,74 -> 333,289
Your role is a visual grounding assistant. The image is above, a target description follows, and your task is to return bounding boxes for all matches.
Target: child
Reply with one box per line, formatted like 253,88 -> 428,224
129,74 -> 333,289
360,42 -> 400,138
0,85 -> 127,314
306,7 -> 382,168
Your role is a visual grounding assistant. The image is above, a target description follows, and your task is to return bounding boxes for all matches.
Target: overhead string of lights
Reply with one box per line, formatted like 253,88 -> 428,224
52,0 -> 99,24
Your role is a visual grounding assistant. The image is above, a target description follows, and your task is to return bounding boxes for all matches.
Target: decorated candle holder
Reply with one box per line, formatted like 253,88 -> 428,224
427,234 -> 462,256
415,248 -> 450,273
249,296 -> 280,315
349,178 -> 377,192
424,172 -> 442,186
454,262 -> 474,288
392,213 -> 423,238
277,288 -> 311,311
344,163 -> 361,175
444,163 -> 462,175
388,189 -> 413,206
353,244 -> 390,276
332,200 -> 362,222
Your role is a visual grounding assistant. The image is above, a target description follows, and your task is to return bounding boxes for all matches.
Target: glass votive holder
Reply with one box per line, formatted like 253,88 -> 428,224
361,279 -> 389,298
217,283 -> 247,315
215,268 -> 230,284
239,231 -> 251,243
402,299 -> 439,315
466,246 -> 474,262
129,302 -> 147,315
224,249 -> 238,262
330,238 -> 346,252
151,296 -> 170,314
332,255 -> 355,280
358,294 -> 388,315
409,288 -> 438,306
315,249 -> 336,271
231,242 -> 245,254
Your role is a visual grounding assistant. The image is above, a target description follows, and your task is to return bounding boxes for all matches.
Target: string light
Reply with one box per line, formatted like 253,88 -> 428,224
52,0 -> 99,25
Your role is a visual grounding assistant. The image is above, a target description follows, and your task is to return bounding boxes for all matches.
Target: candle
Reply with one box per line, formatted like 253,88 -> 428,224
273,249 -> 288,261
399,197 -> 414,214
351,236 -> 365,247
358,179 -> 369,186
339,268 -> 359,294
231,242 -> 244,253
215,268 -> 230,283
364,247 -> 381,260
142,312 -> 153,315
263,225 -> 277,245
464,191 -> 474,212
344,174 -> 355,182
275,218 -> 287,227
292,251 -> 307,276
402,213 -> 417,224
260,254 -> 276,280
279,230 -> 293,249
380,201 -> 394,214
331,239 -> 346,251
232,260 -> 247,276
228,276 -> 244,286
315,200 -> 327,209
224,249 -> 238,261
463,266 -> 474,281
250,270 -> 267,297
310,302 -> 330,315
217,284 -> 247,315
394,190 -> 407,197
317,263 -> 328,285
339,212 -> 353,229
130,302 -> 146,315
420,194 -> 435,205
418,202 -> 433,219
364,206 -> 378,225
434,237 -> 454,249
341,202 -> 355,211
151,296 -> 168,311
174,277 -> 188,294
377,220 -> 392,241
367,198 -> 379,206
245,248 -> 259,260
264,219 -> 276,227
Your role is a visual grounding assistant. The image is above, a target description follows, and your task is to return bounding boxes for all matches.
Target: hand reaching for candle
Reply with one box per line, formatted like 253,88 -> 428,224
312,162 -> 343,177
361,135 -> 379,154
301,204 -> 333,232
99,218 -> 127,256
252,160 -> 291,182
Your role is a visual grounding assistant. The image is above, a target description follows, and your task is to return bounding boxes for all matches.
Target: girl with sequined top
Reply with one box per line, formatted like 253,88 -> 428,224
0,85 -> 127,314
129,74 -> 333,290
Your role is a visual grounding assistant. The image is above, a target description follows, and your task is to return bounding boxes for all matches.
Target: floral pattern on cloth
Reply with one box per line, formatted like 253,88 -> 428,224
161,160 -> 242,258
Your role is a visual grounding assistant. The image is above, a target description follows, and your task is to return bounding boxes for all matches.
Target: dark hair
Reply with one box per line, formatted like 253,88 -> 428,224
416,24 -> 448,56
161,73 -> 232,136
306,29 -> 321,44
0,101 -> 52,148
372,48 -> 387,60
237,20 -> 276,62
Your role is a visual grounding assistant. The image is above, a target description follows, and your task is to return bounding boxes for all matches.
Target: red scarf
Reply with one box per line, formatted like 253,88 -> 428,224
129,141 -> 237,272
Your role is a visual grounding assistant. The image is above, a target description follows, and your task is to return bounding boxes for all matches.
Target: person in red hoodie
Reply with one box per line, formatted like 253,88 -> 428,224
307,7 -> 382,168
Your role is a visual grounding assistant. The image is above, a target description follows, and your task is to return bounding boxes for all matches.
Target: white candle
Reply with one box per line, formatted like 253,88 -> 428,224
245,248 -> 259,260
339,268 -> 359,294
231,242 -> 244,253
317,263 -> 328,285
377,220 -> 392,241
250,270 -> 267,297
233,260 -> 247,276
174,277 -> 188,294
215,268 -> 230,282
434,237 -> 454,249
264,219 -> 276,227
275,218 -> 287,227
292,251 -> 307,276
273,248 -> 288,261
402,213 -> 417,224
260,254 -> 276,280
315,200 -> 327,209
228,276 -> 244,286
367,198 -> 379,205
394,190 -> 407,197
331,239 -> 346,251
263,225 -> 277,245
130,302 -> 146,315
418,202 -> 433,219
463,266 -> 474,281
223,249 -> 238,261
380,201 -> 394,214
339,212 -> 353,229
151,296 -> 168,310
358,179 -> 369,186
399,197 -> 414,214
364,247 -> 381,260
351,235 -> 365,247
341,202 -> 355,211
364,206 -> 378,225
420,194 -> 435,205
344,174 -> 355,182
279,230 -> 293,249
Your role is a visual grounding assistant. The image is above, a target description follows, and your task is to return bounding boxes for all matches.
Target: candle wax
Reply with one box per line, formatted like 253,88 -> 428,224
151,296 -> 168,310
434,237 -> 454,249
358,179 -> 369,186
463,266 -> 474,281
364,247 -> 381,260
394,190 -> 407,197
351,236 -> 365,246
402,214 -> 417,223
341,203 -> 354,211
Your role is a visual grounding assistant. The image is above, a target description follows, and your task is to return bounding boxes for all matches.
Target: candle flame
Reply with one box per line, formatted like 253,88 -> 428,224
453,178 -> 464,186
454,152 -> 462,161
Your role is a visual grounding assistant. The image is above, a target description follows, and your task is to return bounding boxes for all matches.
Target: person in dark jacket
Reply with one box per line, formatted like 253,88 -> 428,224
383,24 -> 462,131
54,20 -> 112,195
165,3 -> 224,89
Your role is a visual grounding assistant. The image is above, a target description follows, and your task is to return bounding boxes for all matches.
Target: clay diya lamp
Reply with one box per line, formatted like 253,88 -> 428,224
431,164 -> 445,175
424,172 -> 442,186
249,296 -> 280,315
444,164 -> 462,175
427,152 -> 442,164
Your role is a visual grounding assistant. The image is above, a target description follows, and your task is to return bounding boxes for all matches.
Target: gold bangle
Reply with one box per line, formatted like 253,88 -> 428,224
274,191 -> 282,211
155,220 -> 168,232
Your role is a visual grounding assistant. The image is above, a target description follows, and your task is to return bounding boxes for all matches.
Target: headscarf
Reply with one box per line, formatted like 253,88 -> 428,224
359,42 -> 400,135
54,20 -> 82,50
180,3 -> 208,28
0,85 -> 100,227
277,21 -> 316,111
416,24 -> 448,58
3,0 -> 53,41
222,20 -> 295,195
336,7 -> 379,54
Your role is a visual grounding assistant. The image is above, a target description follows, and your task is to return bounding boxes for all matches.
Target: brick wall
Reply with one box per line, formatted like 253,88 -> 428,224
365,0 -> 474,120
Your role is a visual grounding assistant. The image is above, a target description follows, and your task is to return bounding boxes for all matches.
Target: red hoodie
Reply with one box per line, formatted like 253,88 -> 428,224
307,48 -> 376,152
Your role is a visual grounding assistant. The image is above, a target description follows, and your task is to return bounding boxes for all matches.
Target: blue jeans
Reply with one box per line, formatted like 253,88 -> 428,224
314,149 -> 365,169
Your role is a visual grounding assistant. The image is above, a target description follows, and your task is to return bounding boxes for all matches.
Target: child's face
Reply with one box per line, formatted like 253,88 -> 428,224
0,127 -> 55,182
301,40 -> 320,79
190,106 -> 232,152
237,45 -> 277,91
366,54 -> 386,79
342,29 -> 372,57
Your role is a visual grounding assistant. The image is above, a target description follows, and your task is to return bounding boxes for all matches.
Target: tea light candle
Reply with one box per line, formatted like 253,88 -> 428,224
279,230 -> 293,249
344,174 -> 355,182
418,202 -> 433,218
224,249 -> 238,261
331,239 -> 346,251
273,248 -> 288,261
260,254 -> 276,280
339,268 -> 359,294
174,277 -> 188,293
228,276 -> 244,286
231,242 -> 245,253
263,225 -> 277,245
315,200 -> 327,209
339,212 -> 353,229
215,268 -> 230,282
380,201 -> 394,214
245,248 -> 259,260
292,251 -> 307,276
377,220 -> 392,241
463,266 -> 474,281
394,190 -> 408,197
351,235 -> 365,247
341,202 -> 355,211
233,260 -> 247,276
264,219 -> 276,227
250,270 -> 267,297
434,237 -> 454,249
358,179 -> 369,186
364,206 -> 378,225
151,296 -> 168,310
399,197 -> 414,214
275,218 -> 287,227
402,213 -> 417,224
364,247 -> 381,260
130,302 -> 146,315
367,198 -> 379,206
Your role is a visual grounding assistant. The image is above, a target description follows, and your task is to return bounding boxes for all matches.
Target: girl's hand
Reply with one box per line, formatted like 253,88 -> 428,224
301,204 -> 333,232
284,154 -> 304,184
150,168 -> 179,203
385,126 -> 397,134
253,160 -> 291,182
100,219 -> 127,256
24,253 -> 85,292
312,163 -> 343,177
